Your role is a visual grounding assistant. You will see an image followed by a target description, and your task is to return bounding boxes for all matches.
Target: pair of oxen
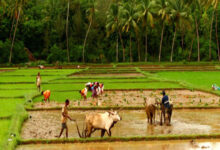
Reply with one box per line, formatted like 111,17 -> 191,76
75,100 -> 173,138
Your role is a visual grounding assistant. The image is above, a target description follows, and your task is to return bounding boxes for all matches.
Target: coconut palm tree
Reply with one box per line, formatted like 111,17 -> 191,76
151,0 -> 170,62
9,0 -> 28,63
119,1 -> 140,62
106,1 -> 122,62
82,0 -> 96,63
167,0 -> 191,62
137,0 -> 154,62
203,0 -> 218,60
66,0 -> 70,62
190,0 -> 206,62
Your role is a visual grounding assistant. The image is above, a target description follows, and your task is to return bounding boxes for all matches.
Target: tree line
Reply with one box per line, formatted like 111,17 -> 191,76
0,0 -> 219,63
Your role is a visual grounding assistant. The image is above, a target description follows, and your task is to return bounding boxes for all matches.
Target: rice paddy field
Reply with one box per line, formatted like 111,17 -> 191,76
1,64 -> 220,150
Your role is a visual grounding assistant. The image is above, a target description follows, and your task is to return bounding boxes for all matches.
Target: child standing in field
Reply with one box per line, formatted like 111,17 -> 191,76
36,72 -> 41,92
41,90 -> 51,102
79,87 -> 87,100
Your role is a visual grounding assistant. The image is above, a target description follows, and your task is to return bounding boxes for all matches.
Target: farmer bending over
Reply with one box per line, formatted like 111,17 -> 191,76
36,72 -> 41,92
79,87 -> 87,100
56,99 -> 75,138
41,90 -> 51,102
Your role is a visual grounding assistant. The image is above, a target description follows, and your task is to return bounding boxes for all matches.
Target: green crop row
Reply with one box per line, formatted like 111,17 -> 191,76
0,99 -> 25,117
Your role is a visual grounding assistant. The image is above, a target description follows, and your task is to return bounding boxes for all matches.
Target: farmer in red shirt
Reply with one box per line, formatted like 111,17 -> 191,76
41,90 -> 51,102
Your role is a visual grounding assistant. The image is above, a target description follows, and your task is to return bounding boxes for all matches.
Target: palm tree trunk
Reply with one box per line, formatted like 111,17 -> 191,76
181,33 -> 184,49
129,34 -> 132,62
209,11 -> 215,61
188,37 -> 194,61
9,7 -> 21,63
82,18 -> 92,63
118,29 -> 125,62
216,10 -> 220,61
66,0 -> 70,62
137,38 -> 141,62
116,34 -> 118,62
145,33 -> 148,62
159,22 -> 165,62
195,18 -> 200,62
170,26 -> 176,62
9,16 -> 15,40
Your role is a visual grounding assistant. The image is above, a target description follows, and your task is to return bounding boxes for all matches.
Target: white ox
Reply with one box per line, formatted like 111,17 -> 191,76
84,111 -> 121,137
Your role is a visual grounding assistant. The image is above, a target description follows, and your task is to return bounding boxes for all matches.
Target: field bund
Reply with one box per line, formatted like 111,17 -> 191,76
16,139 -> 220,150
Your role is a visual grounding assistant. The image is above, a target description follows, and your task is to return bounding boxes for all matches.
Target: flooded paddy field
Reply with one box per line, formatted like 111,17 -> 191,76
16,139 -> 220,150
33,90 -> 220,108
21,109 -> 220,139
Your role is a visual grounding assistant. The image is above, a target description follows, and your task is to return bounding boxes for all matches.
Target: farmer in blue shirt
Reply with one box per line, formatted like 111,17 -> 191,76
161,90 -> 170,108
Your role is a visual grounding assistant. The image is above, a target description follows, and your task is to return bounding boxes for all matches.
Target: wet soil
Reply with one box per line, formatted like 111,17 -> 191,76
33,90 -> 220,108
21,109 -> 220,139
16,139 -> 220,150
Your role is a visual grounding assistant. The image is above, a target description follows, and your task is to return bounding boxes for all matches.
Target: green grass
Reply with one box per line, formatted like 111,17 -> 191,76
1,69 -> 79,76
0,90 -> 36,98
0,84 -> 35,90
0,76 -> 67,83
0,99 -> 25,117
0,120 -> 10,147
51,78 -> 151,83
155,71 -> 220,94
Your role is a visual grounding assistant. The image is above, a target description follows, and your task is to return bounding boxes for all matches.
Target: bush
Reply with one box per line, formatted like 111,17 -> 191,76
47,44 -> 67,63
0,39 -> 28,64
69,44 -> 83,62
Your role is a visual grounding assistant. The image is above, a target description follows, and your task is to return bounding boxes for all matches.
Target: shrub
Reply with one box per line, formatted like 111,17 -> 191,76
47,44 -> 67,63
0,39 -> 28,63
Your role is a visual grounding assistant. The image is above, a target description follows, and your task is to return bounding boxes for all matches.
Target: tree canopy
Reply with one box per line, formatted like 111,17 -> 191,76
0,0 -> 219,63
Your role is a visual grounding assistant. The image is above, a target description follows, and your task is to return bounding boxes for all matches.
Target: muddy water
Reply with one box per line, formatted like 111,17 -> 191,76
21,109 -> 220,139
16,140 -> 220,150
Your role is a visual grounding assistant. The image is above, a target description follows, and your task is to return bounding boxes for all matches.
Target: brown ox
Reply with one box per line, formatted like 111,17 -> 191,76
144,99 -> 157,124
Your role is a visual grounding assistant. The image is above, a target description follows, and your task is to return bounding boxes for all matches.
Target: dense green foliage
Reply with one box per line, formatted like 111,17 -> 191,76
0,0 -> 219,63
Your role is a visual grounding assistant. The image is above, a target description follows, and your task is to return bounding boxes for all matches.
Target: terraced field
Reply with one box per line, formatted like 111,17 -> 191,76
1,64 -> 220,150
